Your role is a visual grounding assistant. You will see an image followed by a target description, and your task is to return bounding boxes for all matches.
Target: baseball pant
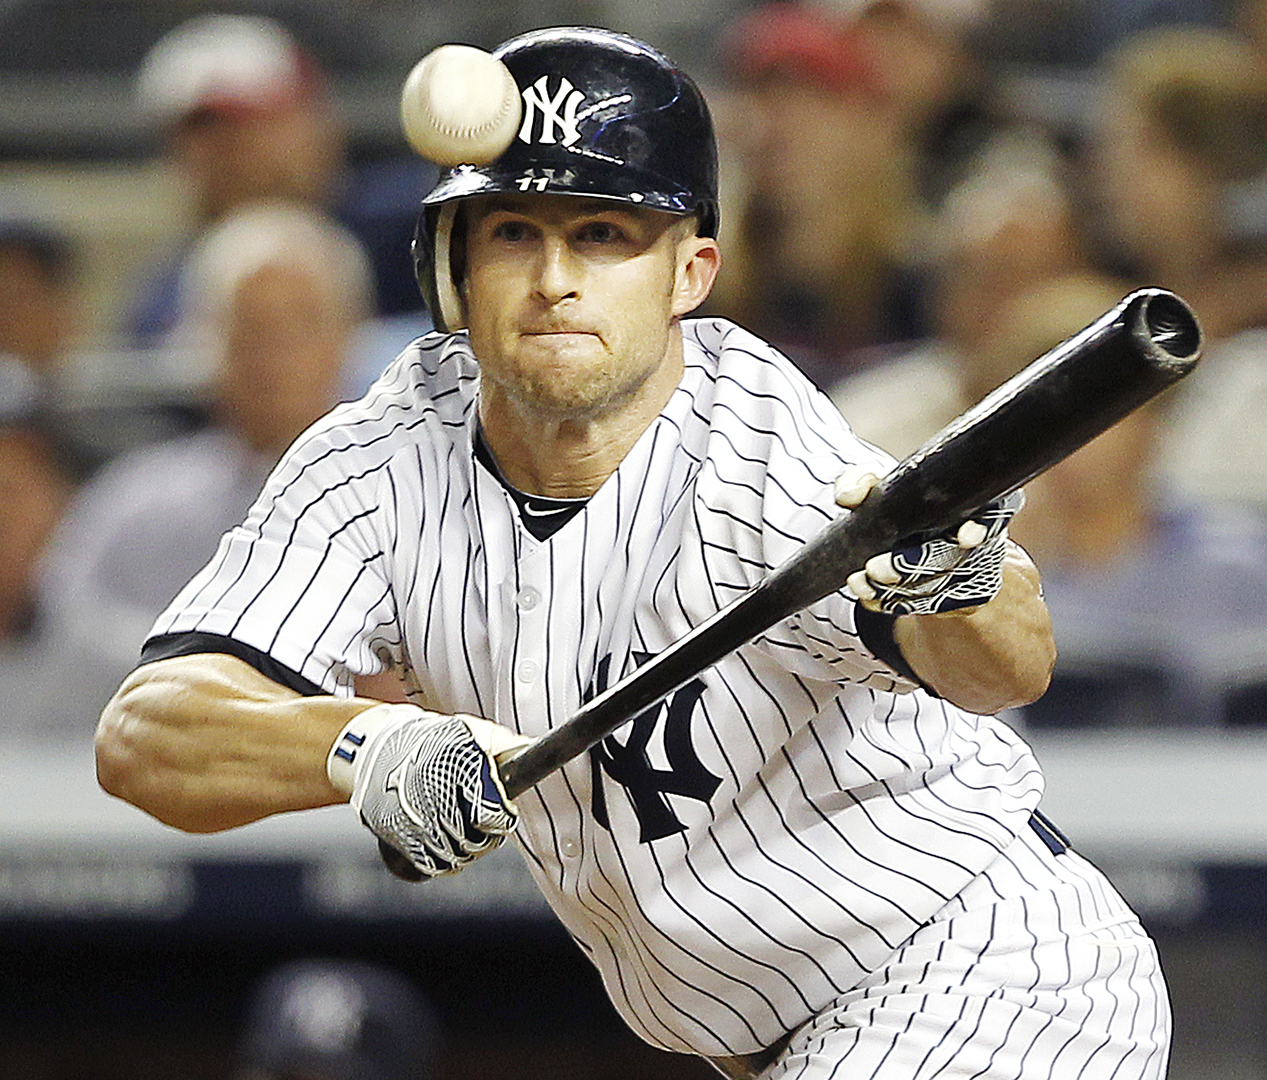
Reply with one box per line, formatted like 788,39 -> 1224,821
716,814 -> 1170,1080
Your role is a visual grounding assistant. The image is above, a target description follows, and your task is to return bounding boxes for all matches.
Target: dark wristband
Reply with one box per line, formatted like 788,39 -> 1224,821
853,604 -> 938,696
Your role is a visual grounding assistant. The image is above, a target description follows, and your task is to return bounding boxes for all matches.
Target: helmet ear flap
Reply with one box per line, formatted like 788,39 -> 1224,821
431,202 -> 465,332
413,203 -> 466,333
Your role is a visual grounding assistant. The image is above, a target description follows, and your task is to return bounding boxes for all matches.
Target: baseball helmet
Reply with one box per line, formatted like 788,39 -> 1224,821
413,26 -> 720,331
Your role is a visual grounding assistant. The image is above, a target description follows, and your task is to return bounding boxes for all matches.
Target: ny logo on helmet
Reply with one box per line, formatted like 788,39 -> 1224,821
519,74 -> 585,146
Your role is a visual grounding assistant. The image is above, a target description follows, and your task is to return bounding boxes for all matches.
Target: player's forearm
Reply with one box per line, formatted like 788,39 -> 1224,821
95,653 -> 373,833
893,545 -> 1055,715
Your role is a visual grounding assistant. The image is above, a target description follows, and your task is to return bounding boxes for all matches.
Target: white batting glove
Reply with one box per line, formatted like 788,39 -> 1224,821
834,465 -> 1025,616
328,703 -> 532,878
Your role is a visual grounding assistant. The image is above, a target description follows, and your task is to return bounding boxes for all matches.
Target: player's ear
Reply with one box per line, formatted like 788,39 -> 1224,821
671,232 -> 721,318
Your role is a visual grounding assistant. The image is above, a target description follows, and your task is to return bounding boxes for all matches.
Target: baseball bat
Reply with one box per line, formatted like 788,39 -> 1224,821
379,287 -> 1200,881
497,287 -> 1200,797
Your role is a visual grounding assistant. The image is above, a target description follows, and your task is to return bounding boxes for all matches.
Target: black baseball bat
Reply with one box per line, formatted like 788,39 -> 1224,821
379,287 -> 1200,881
497,287 -> 1200,797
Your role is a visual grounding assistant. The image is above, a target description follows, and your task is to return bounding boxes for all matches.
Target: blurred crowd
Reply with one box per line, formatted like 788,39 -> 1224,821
5,0 -> 1267,747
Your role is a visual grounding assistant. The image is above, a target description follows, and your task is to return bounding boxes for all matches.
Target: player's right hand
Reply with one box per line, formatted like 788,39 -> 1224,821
327,703 -> 531,878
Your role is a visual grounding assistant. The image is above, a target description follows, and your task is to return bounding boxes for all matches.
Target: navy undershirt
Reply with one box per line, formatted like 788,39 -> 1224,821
474,427 -> 588,540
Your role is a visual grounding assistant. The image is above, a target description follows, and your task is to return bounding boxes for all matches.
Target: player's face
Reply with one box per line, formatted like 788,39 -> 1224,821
461,194 -> 718,420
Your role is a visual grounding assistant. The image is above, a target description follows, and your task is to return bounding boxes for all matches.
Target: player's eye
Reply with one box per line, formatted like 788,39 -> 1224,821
576,220 -> 625,245
490,219 -> 535,243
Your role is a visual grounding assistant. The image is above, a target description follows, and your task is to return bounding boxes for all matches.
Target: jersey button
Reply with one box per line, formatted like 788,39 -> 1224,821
516,659 -> 539,683
516,586 -> 541,611
560,838 -> 580,859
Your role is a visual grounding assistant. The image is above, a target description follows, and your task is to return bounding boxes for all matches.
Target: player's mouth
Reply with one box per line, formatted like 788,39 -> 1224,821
521,323 -> 597,336
519,327 -> 601,346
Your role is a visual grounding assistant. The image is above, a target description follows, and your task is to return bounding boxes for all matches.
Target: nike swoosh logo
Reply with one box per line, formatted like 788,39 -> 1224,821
522,501 -> 568,517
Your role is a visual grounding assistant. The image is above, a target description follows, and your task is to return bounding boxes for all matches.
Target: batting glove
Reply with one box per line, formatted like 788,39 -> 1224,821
328,703 -> 532,879
834,466 -> 1025,616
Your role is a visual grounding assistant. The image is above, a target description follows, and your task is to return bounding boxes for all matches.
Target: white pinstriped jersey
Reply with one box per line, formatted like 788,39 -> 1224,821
151,317 -> 1046,1058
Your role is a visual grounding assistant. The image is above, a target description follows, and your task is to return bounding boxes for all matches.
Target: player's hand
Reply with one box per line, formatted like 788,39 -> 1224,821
833,465 -> 1025,616
327,703 -> 531,878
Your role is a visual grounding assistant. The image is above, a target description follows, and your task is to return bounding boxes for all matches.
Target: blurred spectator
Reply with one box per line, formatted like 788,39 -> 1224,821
709,1 -> 929,388
125,11 -> 434,375
709,0 -> 1008,390
1088,25 -> 1267,511
0,221 -> 112,480
126,14 -> 348,351
0,402 -> 74,650
0,222 -> 80,393
828,127 -> 1094,456
1091,24 -> 1267,327
986,276 -> 1267,729
38,202 -> 374,707
0,384 -> 80,736
845,0 -> 999,205
236,959 -> 441,1080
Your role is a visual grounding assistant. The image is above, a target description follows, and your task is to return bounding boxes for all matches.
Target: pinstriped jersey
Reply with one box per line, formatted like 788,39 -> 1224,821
150,317 -> 1045,1058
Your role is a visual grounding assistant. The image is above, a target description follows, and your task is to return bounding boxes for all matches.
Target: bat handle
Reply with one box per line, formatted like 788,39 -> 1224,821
378,838 -> 425,881
499,747 -> 541,802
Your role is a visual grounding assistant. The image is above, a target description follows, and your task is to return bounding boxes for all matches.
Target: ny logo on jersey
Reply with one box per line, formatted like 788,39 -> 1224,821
519,74 -> 585,146
586,653 -> 722,843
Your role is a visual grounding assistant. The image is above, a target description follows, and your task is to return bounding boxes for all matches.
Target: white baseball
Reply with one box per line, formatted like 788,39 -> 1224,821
400,44 -> 522,166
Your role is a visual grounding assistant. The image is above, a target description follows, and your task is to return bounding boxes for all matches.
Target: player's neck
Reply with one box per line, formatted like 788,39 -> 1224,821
477,343 -> 684,499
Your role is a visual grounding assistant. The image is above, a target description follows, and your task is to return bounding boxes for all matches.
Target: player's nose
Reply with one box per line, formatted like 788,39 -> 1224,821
533,235 -> 582,303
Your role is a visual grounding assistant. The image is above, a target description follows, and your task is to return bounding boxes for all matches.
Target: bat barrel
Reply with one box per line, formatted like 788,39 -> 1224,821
869,287 -> 1200,542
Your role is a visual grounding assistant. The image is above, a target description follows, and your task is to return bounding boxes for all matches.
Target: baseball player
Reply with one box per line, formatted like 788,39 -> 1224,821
96,27 -> 1170,1080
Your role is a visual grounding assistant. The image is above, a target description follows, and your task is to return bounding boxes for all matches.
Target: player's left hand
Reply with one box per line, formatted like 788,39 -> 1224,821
328,703 -> 532,878
833,466 -> 1025,616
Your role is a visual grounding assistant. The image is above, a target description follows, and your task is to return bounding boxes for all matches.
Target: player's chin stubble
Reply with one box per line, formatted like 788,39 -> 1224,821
499,358 -> 654,423
490,324 -> 677,423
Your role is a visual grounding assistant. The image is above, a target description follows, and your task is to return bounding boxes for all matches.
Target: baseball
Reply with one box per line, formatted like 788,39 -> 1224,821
400,44 -> 522,166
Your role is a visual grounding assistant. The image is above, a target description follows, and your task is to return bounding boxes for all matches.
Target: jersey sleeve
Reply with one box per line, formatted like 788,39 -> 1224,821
145,428 -> 402,696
